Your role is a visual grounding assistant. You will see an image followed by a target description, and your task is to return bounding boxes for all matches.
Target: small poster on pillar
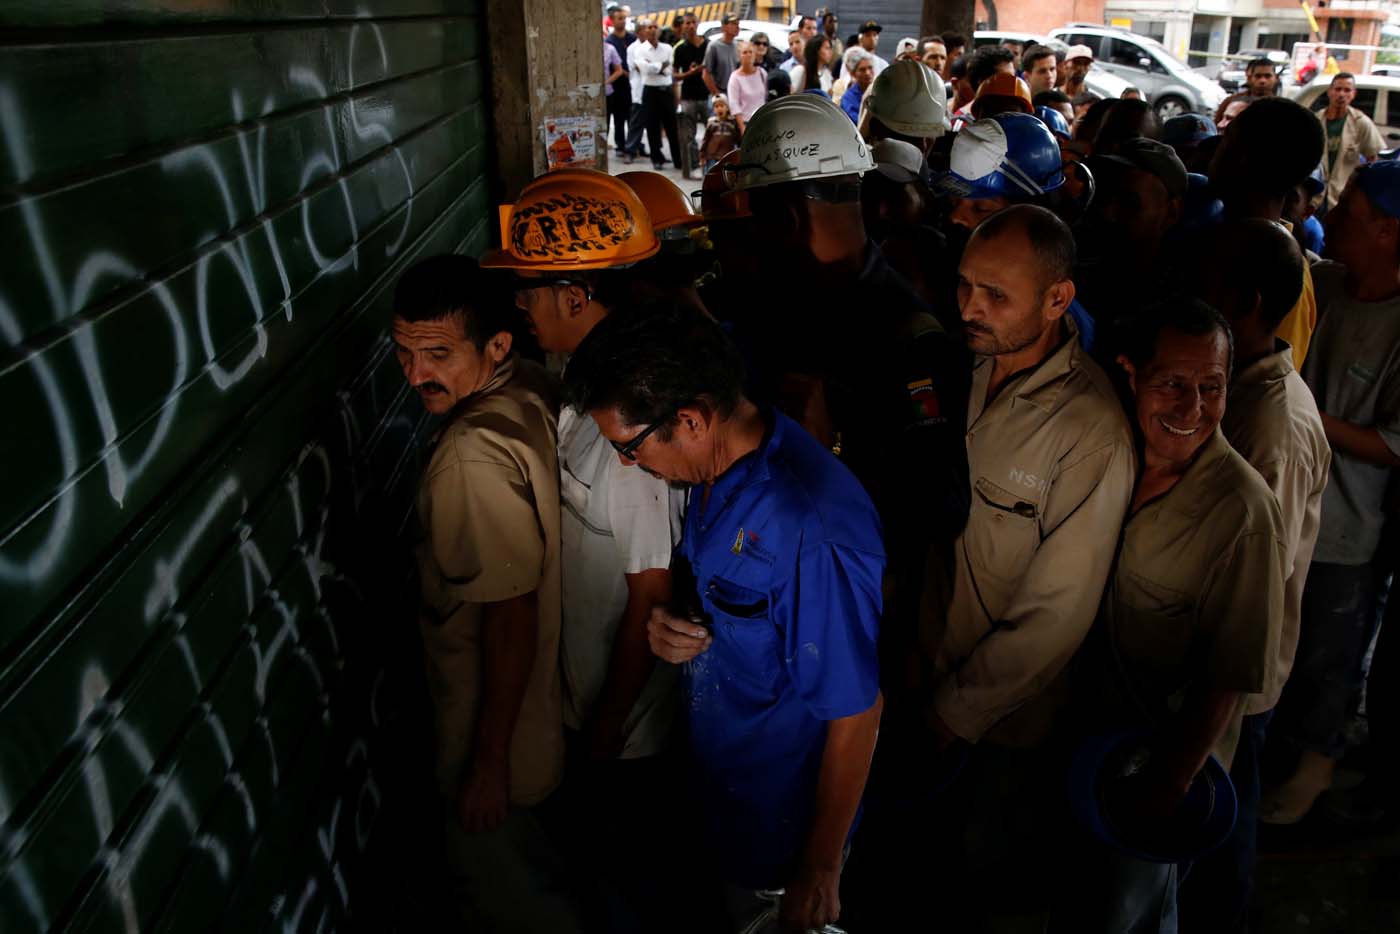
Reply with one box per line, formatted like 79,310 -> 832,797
543,116 -> 597,169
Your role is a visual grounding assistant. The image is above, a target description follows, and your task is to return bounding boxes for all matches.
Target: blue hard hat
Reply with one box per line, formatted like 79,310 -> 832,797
1035,105 -> 1071,140
1066,729 -> 1238,864
940,112 -> 1066,202
1179,172 -> 1224,231
1302,162 -> 1325,198
1354,159 -> 1400,219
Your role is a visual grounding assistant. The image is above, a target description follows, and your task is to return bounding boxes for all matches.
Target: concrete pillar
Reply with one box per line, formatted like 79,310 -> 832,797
485,0 -> 608,201
1166,17 -> 1192,62
1240,20 -> 1261,51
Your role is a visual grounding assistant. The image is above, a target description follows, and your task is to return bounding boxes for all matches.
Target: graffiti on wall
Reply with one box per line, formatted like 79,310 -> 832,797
0,17 -> 471,931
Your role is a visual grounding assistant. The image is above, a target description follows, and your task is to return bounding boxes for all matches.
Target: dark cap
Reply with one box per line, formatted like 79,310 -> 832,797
1098,137 -> 1189,197
1161,113 -> 1217,148
859,19 -> 882,33
721,12 -> 740,25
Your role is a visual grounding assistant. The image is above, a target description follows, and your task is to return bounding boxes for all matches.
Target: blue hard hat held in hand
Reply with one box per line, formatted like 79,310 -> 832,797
938,112 -> 1067,202
1067,729 -> 1238,864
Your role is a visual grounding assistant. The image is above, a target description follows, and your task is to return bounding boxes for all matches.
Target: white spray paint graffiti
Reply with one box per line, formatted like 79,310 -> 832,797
0,19 -> 416,586
0,22 -> 413,932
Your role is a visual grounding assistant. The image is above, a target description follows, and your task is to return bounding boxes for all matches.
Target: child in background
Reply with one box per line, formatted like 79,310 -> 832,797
701,95 -> 741,173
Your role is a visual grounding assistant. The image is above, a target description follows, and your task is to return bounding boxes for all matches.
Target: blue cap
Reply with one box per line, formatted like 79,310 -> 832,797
1354,159 -> 1400,219
1034,104 -> 1071,140
1161,113 -> 1217,148
1302,163 -> 1325,198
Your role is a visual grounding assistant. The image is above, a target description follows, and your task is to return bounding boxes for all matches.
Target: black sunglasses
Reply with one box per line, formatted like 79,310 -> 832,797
611,416 -> 669,461
511,276 -> 590,300
752,40 -> 769,46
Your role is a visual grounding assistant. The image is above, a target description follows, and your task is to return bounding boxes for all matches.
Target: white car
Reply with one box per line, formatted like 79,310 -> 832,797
972,30 -> 1133,102
698,19 -> 790,48
1291,73 -> 1400,145
1050,24 -> 1227,118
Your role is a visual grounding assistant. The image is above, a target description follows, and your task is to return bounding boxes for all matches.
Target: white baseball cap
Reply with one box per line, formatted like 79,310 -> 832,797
896,37 -> 918,56
1066,44 -> 1095,62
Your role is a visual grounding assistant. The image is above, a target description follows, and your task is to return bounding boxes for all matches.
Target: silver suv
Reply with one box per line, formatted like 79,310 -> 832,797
1050,24 -> 1227,120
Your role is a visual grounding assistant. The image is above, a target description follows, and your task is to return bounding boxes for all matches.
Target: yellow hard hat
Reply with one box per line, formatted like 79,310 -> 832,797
617,171 -> 704,236
971,73 -> 1034,120
479,168 -> 660,270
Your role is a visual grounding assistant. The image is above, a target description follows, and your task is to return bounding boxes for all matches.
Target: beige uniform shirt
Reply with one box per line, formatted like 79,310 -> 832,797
1221,341 -> 1331,715
921,319 -> 1136,746
1102,429 -> 1287,766
414,357 -> 565,805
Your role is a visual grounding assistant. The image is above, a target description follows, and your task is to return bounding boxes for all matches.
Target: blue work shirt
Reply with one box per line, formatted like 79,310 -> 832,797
679,410 -> 884,889
841,81 -> 863,124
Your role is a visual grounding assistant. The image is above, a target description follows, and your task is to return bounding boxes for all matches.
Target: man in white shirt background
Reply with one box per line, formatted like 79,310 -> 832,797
626,19 -> 681,170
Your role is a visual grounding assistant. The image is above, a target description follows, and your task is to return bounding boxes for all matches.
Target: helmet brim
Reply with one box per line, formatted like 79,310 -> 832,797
478,240 -> 660,271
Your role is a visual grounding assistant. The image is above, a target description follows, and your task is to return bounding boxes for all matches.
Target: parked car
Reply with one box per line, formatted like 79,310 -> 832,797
1372,64 -> 1400,78
1217,49 -> 1290,93
1050,24 -> 1227,119
1291,74 -> 1400,147
973,30 -> 1134,101
699,19 -> 790,48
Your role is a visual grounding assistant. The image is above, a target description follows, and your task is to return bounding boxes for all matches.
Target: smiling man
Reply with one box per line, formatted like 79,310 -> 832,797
563,303 -> 884,934
392,254 -> 579,932
1063,299 -> 1286,934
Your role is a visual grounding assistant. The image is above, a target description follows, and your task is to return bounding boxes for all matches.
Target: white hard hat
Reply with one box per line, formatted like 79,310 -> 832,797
732,95 -> 875,191
861,59 -> 949,139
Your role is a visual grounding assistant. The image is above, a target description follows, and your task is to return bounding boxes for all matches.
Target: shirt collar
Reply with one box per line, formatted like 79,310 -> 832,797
1232,338 -> 1295,390
432,354 -> 517,442
701,407 -> 779,506
1143,427 -> 1233,519
972,314 -> 1085,414
857,239 -> 888,282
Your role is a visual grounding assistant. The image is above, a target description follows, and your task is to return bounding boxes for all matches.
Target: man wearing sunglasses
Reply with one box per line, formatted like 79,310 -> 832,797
563,303 -> 884,934
481,170 -> 688,926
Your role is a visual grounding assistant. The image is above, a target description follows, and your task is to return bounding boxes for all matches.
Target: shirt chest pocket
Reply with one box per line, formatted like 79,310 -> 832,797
965,476 -> 1042,593
1112,569 -> 1198,677
705,576 -> 783,691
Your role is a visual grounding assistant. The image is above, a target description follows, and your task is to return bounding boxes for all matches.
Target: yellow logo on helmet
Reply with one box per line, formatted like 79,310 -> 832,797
509,193 -> 638,260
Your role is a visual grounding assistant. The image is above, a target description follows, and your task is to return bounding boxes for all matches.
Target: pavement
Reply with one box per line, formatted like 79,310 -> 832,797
1252,758 -> 1400,933
601,127 -> 700,195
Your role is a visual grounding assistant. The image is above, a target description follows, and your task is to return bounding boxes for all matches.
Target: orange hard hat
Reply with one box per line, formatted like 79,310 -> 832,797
696,149 -> 752,221
617,171 -> 704,236
971,73 -> 1034,119
479,168 -> 660,271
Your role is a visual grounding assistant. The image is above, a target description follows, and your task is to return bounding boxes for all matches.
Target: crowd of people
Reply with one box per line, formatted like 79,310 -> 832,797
389,10 -> 1400,934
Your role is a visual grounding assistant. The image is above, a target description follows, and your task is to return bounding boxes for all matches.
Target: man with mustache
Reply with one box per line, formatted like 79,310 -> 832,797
911,205 -> 1135,928
392,254 -> 579,932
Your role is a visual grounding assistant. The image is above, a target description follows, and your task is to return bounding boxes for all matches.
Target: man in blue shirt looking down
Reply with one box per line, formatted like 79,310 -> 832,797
562,303 -> 885,934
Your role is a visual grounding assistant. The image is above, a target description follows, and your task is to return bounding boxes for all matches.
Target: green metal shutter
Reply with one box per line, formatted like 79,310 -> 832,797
0,2 -> 490,930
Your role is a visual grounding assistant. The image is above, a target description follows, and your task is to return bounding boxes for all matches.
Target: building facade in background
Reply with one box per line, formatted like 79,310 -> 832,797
963,0 -> 1396,72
